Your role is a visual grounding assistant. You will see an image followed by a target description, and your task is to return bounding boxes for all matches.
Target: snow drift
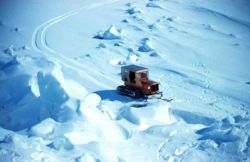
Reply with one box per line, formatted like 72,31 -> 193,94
0,0 -> 249,161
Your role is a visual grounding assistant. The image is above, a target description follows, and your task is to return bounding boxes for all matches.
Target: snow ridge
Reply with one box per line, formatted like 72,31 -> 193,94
0,0 -> 250,161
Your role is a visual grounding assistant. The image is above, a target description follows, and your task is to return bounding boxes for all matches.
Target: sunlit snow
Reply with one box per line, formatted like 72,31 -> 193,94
0,0 -> 249,162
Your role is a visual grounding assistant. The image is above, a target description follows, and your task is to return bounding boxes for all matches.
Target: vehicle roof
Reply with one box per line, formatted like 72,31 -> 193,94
122,65 -> 148,72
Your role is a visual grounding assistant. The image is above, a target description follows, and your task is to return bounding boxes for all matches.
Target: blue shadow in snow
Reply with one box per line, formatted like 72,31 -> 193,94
172,109 -> 217,126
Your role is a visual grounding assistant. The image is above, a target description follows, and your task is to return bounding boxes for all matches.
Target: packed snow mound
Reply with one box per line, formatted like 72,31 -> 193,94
29,118 -> 58,138
94,25 -> 122,40
83,93 -> 102,108
121,101 -> 172,130
1,0 -> 250,161
75,153 -> 98,162
99,100 -> 125,120
51,65 -> 88,100
65,130 -> 97,145
195,116 -> 250,161
0,128 -> 60,162
79,93 -> 129,142
0,54 -> 87,131
126,53 -> 138,63
109,59 -> 126,66
156,113 -> 250,162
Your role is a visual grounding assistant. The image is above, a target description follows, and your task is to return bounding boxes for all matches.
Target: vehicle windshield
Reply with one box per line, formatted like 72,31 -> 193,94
139,72 -> 148,79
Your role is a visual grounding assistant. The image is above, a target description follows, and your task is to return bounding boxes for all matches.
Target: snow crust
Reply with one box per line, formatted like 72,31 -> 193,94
0,0 -> 250,161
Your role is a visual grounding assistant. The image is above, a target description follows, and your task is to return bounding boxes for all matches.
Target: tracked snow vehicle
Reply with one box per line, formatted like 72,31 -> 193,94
117,65 -> 160,98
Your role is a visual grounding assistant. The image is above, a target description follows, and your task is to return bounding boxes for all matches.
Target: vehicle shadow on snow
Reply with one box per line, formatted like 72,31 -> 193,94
95,90 -> 137,103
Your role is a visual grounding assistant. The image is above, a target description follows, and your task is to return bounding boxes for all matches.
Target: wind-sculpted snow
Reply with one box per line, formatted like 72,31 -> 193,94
120,101 -> 172,129
192,6 -> 250,28
0,0 -> 250,161
0,54 -> 85,131
94,25 -> 122,40
0,48 -> 172,160
0,127 -> 61,162
195,116 -> 250,161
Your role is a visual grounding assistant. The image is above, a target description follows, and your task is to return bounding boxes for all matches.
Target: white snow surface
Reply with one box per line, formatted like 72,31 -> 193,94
0,0 -> 250,162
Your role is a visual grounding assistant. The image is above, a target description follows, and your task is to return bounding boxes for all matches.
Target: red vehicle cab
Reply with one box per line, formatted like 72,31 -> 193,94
117,65 -> 159,98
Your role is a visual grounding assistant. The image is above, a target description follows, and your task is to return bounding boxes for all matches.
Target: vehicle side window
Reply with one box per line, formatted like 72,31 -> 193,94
129,71 -> 136,83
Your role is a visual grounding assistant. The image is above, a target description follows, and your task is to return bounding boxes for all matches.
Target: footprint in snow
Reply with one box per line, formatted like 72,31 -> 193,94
96,43 -> 106,48
146,2 -> 163,9
121,19 -> 129,23
137,38 -> 160,57
138,38 -> 153,52
126,7 -> 142,15
126,2 -> 136,7
202,24 -> 216,31
148,23 -> 158,30
233,43 -> 240,46
10,27 -> 20,32
149,51 -> 160,57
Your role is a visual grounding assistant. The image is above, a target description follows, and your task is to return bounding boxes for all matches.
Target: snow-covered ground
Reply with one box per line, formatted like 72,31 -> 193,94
0,0 -> 250,161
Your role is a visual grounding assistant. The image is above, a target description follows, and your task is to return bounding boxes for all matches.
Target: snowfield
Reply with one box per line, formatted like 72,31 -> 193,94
0,0 -> 250,161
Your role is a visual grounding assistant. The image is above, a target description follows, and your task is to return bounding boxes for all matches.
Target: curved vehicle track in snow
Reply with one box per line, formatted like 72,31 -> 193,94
31,0 -> 121,89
